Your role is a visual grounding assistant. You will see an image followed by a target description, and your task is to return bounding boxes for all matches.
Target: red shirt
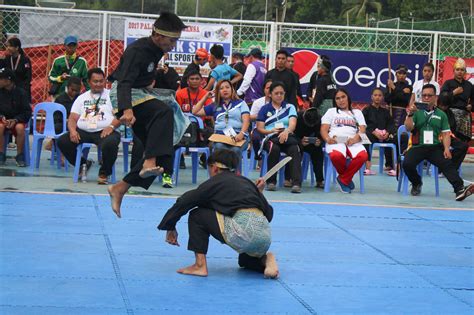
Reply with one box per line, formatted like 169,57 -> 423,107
175,87 -> 212,113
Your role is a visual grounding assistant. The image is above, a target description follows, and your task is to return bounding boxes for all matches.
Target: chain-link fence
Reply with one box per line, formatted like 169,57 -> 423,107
1,5 -> 472,105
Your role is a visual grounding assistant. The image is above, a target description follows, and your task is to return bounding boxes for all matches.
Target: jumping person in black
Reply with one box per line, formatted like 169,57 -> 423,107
107,12 -> 188,218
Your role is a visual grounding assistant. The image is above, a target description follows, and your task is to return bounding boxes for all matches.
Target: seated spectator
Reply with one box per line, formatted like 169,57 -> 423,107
256,81 -> 301,193
180,48 -> 208,89
192,79 -> 250,158
154,54 -> 180,91
54,76 -> 82,133
0,68 -> 31,167
437,91 -> 468,173
250,79 -> 272,162
176,70 -> 212,113
362,87 -> 397,176
205,45 -> 243,91
320,88 -> 368,193
402,84 -> 473,201
295,108 -> 324,188
57,68 -> 121,184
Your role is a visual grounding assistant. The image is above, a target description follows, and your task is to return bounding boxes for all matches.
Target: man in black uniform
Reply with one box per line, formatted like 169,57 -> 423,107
312,55 -> 337,116
265,49 -> 299,106
157,150 -> 279,278
385,64 -> 413,129
107,12 -> 188,218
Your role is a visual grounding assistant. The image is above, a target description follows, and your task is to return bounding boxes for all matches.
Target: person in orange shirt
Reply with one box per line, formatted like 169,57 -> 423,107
175,70 -> 212,113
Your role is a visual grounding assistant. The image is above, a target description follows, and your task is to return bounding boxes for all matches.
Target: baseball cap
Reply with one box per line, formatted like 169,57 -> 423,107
246,48 -> 263,59
64,35 -> 78,46
195,48 -> 209,61
0,68 -> 15,81
396,64 -> 408,73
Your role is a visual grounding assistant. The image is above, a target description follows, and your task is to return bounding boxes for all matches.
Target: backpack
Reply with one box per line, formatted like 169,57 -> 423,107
178,121 -> 199,147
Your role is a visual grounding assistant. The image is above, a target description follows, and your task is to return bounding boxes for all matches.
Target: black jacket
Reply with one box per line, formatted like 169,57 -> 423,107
154,66 -> 180,91
441,79 -> 473,111
4,54 -> 32,103
312,74 -> 336,108
158,171 -> 273,230
384,81 -> 412,108
265,68 -> 299,106
362,105 -> 396,136
0,86 -> 32,123
109,37 -> 164,111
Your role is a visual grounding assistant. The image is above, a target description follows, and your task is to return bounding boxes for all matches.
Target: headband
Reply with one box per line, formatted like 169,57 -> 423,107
153,26 -> 181,38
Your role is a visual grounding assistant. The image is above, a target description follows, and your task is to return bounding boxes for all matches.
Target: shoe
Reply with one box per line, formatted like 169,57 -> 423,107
97,174 -> 108,185
336,177 -> 351,194
411,183 -> 422,196
0,152 -> 6,166
291,185 -> 301,193
387,169 -> 397,176
162,173 -> 173,188
455,184 -> 474,201
284,179 -> 292,188
266,183 -> 276,191
199,154 -> 207,169
315,181 -> 325,189
348,181 -> 355,190
15,154 -> 26,167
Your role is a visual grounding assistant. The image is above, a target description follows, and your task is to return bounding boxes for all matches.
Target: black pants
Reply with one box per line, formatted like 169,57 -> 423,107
121,99 -> 174,189
130,135 -> 144,170
188,207 -> 266,274
364,133 -> 396,167
402,144 -> 464,193
57,129 -> 120,176
264,136 -> 302,186
301,143 -> 324,183
450,138 -> 468,171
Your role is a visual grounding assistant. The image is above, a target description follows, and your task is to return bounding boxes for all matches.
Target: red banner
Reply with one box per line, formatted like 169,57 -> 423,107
440,56 -> 474,85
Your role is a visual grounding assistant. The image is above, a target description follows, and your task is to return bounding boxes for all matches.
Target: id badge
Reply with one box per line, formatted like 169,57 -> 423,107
275,122 -> 284,129
223,127 -> 237,137
423,130 -> 433,144
87,118 -> 98,129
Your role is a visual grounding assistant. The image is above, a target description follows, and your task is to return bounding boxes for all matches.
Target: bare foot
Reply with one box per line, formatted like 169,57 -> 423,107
177,264 -> 208,277
263,252 -> 279,279
108,185 -> 125,218
139,166 -> 164,179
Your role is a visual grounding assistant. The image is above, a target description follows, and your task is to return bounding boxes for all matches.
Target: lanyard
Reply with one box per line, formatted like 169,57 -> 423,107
10,55 -> 21,71
186,88 -> 199,110
91,92 -> 103,115
222,102 -> 231,126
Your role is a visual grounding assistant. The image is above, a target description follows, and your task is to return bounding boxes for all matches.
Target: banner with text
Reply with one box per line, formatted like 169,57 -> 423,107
125,18 -> 233,75
284,48 -> 429,103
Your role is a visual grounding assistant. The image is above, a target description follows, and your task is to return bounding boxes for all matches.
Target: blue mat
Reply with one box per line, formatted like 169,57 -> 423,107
1,192 -> 473,314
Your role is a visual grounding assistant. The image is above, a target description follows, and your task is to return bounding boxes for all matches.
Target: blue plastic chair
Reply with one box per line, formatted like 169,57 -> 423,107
397,125 -> 439,197
172,114 -> 210,186
30,102 -> 67,172
301,152 -> 315,186
121,137 -> 133,173
2,118 -> 31,166
370,142 -> 397,174
323,150 -> 365,193
72,143 -> 116,183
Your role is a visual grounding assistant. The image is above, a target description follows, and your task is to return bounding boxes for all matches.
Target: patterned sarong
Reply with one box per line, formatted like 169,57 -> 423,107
216,208 -> 271,258
451,108 -> 472,141
109,81 -> 189,145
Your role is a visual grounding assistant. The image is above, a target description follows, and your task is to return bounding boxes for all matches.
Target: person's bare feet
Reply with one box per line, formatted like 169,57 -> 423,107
177,263 -> 208,277
263,252 -> 279,279
139,166 -> 164,179
107,183 -> 128,218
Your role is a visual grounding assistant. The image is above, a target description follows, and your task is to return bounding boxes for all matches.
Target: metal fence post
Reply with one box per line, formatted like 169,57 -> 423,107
432,32 -> 439,81
269,22 -> 277,69
100,12 -> 108,72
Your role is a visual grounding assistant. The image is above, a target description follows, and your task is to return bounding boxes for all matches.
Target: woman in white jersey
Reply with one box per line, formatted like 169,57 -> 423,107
320,89 -> 368,193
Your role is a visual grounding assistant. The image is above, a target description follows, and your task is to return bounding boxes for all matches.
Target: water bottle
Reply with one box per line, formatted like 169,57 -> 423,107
81,164 -> 87,183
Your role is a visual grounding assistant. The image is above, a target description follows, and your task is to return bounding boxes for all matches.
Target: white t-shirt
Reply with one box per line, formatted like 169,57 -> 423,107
71,89 -> 115,132
321,108 -> 366,139
412,79 -> 440,102
250,96 -> 268,117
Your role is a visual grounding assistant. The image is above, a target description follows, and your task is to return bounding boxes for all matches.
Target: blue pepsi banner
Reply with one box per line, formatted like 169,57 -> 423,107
284,48 -> 429,103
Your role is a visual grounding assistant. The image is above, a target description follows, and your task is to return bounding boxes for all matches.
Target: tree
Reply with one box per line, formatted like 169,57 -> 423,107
342,0 -> 383,25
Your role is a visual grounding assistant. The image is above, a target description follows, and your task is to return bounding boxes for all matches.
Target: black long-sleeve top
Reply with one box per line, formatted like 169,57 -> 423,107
294,111 -> 322,140
5,54 -> 32,103
158,171 -> 273,230
384,81 -> 412,108
312,74 -> 337,108
440,79 -> 473,111
306,72 -> 318,100
265,68 -> 299,106
0,86 -> 32,123
362,104 -> 396,136
109,37 -> 164,111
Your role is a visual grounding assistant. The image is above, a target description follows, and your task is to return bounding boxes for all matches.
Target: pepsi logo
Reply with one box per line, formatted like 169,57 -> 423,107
292,50 -> 319,84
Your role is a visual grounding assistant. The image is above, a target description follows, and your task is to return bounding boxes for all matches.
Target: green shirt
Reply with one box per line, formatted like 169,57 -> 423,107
48,54 -> 89,96
411,108 -> 450,147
